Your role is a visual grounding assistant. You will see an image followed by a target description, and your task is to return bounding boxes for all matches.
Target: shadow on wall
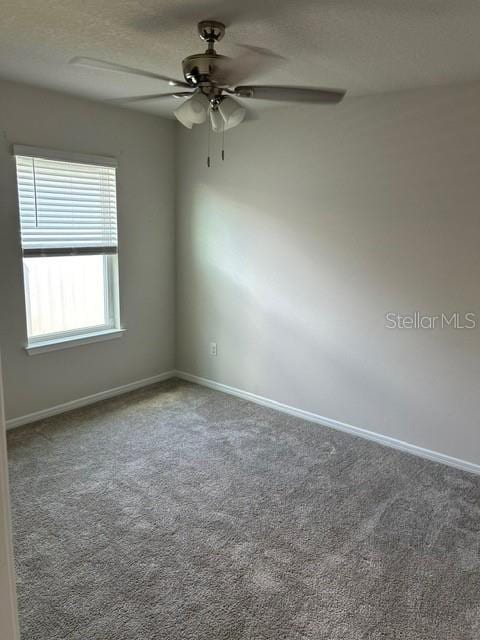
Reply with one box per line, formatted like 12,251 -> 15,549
177,84 -> 480,462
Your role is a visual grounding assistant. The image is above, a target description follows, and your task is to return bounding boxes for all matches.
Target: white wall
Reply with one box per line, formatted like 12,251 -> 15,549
176,82 -> 480,467
0,79 -> 176,421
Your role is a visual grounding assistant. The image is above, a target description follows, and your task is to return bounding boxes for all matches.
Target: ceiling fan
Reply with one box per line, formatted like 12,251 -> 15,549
70,20 -> 346,133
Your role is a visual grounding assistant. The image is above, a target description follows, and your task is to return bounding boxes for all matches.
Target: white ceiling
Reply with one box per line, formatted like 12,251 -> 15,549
1,0 -> 480,118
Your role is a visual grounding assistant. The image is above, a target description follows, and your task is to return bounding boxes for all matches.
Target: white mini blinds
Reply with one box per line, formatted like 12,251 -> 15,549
14,146 -> 118,257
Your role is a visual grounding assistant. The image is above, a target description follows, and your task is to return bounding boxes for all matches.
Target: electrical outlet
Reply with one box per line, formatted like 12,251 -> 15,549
209,341 -> 217,356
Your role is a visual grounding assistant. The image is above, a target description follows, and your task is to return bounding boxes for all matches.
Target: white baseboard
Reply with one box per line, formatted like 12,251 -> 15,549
6,371 -> 176,430
7,367 -> 479,476
175,370 -> 480,476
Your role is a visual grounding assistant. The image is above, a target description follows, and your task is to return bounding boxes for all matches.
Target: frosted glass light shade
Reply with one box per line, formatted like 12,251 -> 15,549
210,108 -> 224,132
174,93 -> 210,128
218,97 -> 246,130
174,102 -> 194,128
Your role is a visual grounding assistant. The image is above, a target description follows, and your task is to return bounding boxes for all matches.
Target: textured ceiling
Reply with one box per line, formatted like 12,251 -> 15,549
1,0 -> 480,118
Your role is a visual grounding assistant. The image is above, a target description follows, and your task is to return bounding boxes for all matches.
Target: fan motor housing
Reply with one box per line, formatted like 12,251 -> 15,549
182,53 -> 229,85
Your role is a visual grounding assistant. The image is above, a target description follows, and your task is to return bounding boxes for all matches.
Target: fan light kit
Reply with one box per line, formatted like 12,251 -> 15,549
70,20 -> 346,166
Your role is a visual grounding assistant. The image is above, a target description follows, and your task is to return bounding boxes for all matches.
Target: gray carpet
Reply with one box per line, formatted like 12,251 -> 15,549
7,379 -> 480,640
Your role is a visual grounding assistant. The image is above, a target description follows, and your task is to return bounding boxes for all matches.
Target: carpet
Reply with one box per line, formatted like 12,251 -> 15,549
7,378 -> 480,639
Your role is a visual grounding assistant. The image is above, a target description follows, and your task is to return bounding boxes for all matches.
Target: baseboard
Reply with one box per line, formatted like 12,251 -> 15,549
8,367 -> 479,476
175,370 -> 480,477
6,370 -> 176,430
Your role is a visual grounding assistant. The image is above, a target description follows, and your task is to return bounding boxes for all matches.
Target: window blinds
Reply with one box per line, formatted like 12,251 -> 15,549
15,148 -> 118,257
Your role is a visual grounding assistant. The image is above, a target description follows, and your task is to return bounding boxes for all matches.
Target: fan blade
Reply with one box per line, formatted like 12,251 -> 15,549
233,85 -> 346,104
106,92 -> 194,104
70,56 -> 190,88
212,45 -> 286,86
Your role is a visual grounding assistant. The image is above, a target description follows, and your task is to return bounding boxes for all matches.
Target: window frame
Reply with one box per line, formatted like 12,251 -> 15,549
13,145 -> 123,352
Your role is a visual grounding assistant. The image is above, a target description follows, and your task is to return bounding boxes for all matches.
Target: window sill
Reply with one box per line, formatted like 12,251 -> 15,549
25,329 -> 125,355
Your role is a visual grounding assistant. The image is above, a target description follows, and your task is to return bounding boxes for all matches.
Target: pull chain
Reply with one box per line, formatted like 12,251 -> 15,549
207,113 -> 211,168
221,120 -> 225,161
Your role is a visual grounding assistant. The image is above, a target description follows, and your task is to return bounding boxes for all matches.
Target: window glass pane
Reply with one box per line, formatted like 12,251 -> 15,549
23,255 -> 108,338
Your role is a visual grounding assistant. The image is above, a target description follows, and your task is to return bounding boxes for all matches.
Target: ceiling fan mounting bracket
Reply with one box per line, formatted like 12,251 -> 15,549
197,20 -> 225,46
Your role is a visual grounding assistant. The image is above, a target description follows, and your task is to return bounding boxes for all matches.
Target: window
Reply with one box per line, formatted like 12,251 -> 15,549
14,146 -> 121,351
